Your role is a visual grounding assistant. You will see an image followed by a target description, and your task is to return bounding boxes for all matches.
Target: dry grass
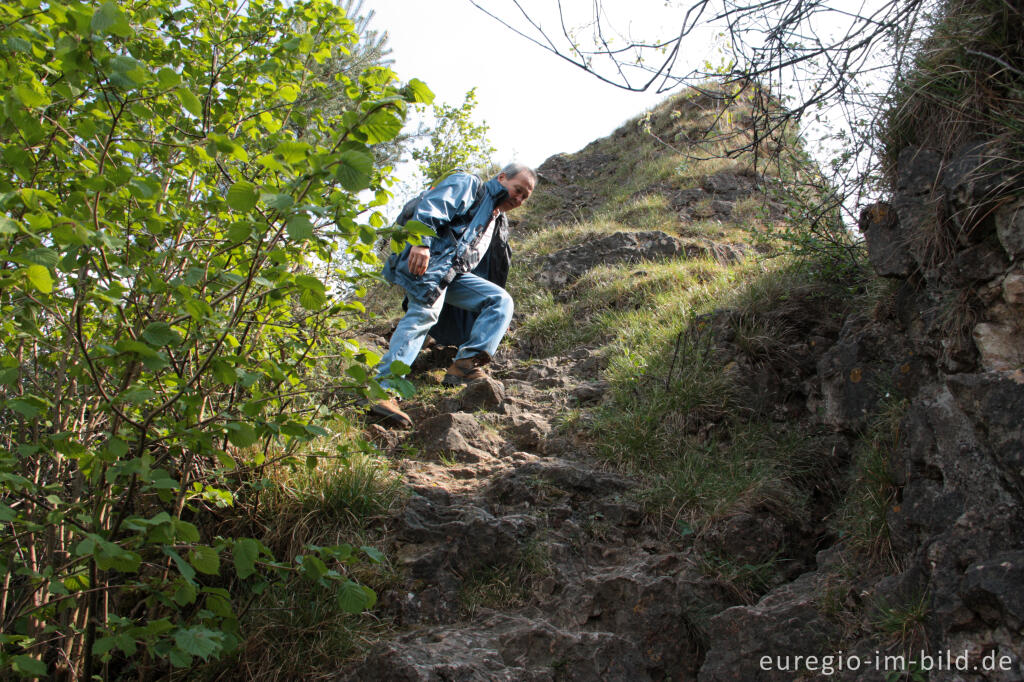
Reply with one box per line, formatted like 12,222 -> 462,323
831,396 -> 907,569
612,194 -> 675,230
458,540 -> 551,617
259,432 -> 405,542
881,0 -> 1024,185
196,425 -> 404,680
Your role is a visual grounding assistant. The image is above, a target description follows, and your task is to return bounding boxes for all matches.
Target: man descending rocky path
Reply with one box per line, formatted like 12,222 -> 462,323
367,165 -> 537,430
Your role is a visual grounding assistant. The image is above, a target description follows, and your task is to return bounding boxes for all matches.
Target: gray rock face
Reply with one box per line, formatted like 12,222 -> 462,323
415,412 -> 503,464
346,449 -> 731,679
343,340 -> 739,681
891,379 -> 1021,541
945,372 -> 1024,493
537,151 -> 615,186
816,322 -> 886,431
862,143 -> 1024,376
996,199 -> 1024,259
349,613 -> 649,682
873,143 -> 1023,283
703,171 -> 753,196
861,202 -> 914,277
882,373 -> 1024,667
694,143 -> 1024,680
954,241 -> 1009,285
571,381 -> 608,404
1003,271 -> 1024,306
507,412 -> 551,452
962,551 -> 1024,629
891,147 -> 946,276
458,377 -> 506,411
814,317 -> 922,431
973,322 -> 1024,371
699,571 -> 839,682
697,511 -> 787,566
531,152 -> 609,226
546,555 -> 715,679
941,141 -> 1005,205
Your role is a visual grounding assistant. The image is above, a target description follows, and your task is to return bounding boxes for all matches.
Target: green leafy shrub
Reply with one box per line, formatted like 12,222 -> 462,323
412,87 -> 497,185
0,0 -> 431,677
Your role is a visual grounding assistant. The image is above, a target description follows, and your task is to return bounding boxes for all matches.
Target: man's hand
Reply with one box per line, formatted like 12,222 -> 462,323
408,245 -> 430,276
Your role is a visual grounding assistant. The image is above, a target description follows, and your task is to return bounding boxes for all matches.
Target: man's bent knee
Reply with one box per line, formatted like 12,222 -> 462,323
490,290 -> 514,320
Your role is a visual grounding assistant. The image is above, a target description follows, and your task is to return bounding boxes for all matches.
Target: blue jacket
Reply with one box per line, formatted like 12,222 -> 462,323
383,172 -> 509,305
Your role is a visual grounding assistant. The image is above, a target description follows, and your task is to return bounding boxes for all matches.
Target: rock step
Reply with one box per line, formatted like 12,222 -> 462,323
348,549 -> 726,681
339,340 -> 740,680
346,613 -> 648,681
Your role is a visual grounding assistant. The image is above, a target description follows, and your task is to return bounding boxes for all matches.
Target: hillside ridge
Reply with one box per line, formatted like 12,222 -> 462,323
345,86 -> 1024,680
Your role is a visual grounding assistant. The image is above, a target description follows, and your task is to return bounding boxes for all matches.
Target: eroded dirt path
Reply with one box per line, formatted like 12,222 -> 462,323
343,348 -> 736,681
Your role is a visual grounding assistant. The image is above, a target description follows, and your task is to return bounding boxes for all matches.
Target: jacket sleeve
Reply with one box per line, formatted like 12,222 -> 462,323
411,173 -> 481,249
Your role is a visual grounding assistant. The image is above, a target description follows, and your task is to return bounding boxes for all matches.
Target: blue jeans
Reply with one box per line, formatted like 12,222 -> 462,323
375,272 -> 513,386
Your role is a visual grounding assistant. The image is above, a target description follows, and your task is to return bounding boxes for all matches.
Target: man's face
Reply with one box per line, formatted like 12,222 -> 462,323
496,171 -> 535,212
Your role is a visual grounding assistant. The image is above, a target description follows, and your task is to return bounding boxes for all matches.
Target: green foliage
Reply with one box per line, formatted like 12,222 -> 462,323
750,141 -> 866,273
412,87 -> 496,185
0,0 -> 432,677
204,574 -> 390,681
188,425 -> 399,679
290,0 -> 405,162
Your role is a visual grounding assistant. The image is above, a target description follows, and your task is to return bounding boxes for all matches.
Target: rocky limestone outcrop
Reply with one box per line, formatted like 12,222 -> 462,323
860,142 -> 1023,373
700,569 -> 841,682
532,151 -> 614,226
671,170 -> 786,224
696,143 -> 1024,680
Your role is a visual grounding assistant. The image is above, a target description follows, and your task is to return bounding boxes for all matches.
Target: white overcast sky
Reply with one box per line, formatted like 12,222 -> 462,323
365,0 -> 710,173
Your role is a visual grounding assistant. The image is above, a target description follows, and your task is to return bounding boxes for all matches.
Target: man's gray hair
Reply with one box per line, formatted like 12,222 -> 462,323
501,162 -> 537,183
